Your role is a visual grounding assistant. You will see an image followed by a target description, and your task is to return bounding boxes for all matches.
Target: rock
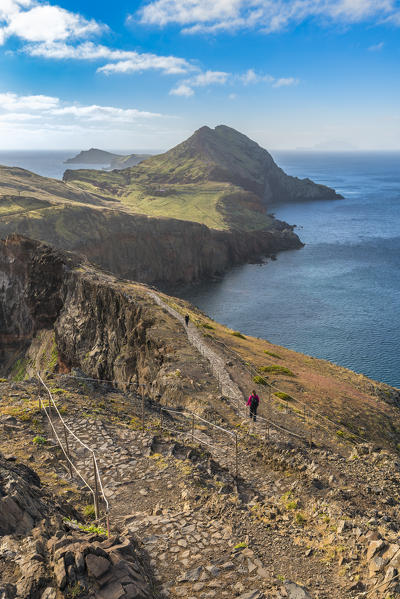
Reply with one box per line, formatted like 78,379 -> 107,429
67,565 -> 77,584
220,561 -> 234,570
237,591 -> 264,599
86,554 -> 111,578
54,558 -> 67,590
369,555 -> 385,577
40,588 -> 57,599
383,544 -> 400,564
178,566 -> 203,582
337,520 -> 351,534
283,581 -> 312,598
96,582 -> 125,599
75,550 -> 85,574
367,540 -> 385,561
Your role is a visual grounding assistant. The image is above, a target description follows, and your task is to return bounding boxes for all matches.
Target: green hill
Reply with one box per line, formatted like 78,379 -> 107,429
64,148 -> 123,164
64,125 -> 342,232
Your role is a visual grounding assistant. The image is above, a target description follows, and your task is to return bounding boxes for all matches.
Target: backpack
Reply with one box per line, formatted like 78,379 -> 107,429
250,394 -> 259,410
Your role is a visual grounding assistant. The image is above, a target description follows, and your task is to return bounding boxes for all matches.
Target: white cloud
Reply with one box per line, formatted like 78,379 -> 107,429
238,69 -> 274,85
137,0 -> 400,34
23,41 -> 192,75
0,92 -> 59,110
170,68 -> 299,97
190,70 -> 229,86
0,3 -> 192,79
0,112 -> 41,122
368,41 -> 385,51
98,54 -> 191,75
0,92 -> 163,131
169,69 -> 229,97
0,1 -> 104,46
50,104 -> 161,121
272,77 -> 300,88
169,84 -> 194,97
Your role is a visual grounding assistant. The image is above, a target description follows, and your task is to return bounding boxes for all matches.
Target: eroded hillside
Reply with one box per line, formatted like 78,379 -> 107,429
2,235 -> 400,599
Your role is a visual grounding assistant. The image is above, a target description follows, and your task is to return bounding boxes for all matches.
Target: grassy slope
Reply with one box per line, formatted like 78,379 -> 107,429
149,288 -> 400,450
63,126 -> 280,232
0,165 -> 114,207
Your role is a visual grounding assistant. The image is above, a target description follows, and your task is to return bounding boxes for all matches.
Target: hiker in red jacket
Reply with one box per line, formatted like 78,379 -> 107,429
247,390 -> 260,422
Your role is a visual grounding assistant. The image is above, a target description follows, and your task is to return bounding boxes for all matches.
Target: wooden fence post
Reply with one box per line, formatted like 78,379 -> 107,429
92,454 -> 99,520
64,427 -> 73,478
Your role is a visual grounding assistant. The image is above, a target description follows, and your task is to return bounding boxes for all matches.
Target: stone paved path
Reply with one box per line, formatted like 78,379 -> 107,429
43,406 -> 285,598
148,292 -> 244,411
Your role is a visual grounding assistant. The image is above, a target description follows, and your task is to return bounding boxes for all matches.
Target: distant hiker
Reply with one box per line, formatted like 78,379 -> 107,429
247,390 -> 260,422
184,314 -> 189,327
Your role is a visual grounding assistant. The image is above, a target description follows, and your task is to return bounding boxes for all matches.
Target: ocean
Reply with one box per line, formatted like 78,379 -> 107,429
0,150 -> 399,388
179,151 -> 400,389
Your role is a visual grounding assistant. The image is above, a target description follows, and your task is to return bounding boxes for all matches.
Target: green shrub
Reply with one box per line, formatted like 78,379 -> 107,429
259,365 -> 295,376
63,517 -> 106,536
202,323 -> 214,330
253,375 -> 267,386
234,542 -> 247,550
65,583 -> 84,598
83,504 -> 96,520
295,512 -> 307,526
232,331 -> 246,339
33,435 -> 47,445
274,392 -> 291,401
336,430 -> 345,437
263,350 -> 282,359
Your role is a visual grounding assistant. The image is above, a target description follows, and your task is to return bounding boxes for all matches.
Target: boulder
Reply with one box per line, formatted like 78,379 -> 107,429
282,581 -> 312,598
86,554 -> 111,578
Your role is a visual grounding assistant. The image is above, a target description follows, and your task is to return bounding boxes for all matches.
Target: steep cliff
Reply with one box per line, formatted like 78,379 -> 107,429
0,235 -> 222,407
0,201 -> 302,286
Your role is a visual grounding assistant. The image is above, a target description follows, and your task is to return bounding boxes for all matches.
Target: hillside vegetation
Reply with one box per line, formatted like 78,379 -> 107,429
64,124 -> 341,232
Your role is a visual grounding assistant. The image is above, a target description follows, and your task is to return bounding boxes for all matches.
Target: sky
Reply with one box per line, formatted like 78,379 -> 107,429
0,0 -> 399,151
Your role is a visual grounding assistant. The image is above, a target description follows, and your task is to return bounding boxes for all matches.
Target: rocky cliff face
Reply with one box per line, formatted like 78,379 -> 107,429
0,206 -> 302,286
0,235 -> 221,406
0,449 -> 153,599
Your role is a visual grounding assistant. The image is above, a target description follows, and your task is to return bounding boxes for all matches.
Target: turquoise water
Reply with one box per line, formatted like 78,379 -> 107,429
179,152 -> 400,388
1,150 -> 399,387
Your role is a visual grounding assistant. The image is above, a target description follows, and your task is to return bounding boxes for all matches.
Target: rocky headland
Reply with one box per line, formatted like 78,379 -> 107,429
64,149 -> 151,168
64,149 -> 123,165
0,125 -> 341,287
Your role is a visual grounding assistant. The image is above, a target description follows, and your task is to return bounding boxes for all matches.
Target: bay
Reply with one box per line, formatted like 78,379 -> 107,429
179,151 -> 400,389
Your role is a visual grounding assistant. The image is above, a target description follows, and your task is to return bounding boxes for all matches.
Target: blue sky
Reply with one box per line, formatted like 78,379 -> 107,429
0,0 -> 399,150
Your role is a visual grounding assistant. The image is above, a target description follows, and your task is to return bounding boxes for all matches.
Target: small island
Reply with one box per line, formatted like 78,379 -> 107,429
65,148 -> 152,167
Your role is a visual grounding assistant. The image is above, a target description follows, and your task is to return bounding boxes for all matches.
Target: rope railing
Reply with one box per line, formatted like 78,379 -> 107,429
37,373 -> 110,534
160,407 -> 239,478
53,370 -> 308,451
39,392 -> 96,494
148,290 -> 368,446
194,327 -> 368,445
